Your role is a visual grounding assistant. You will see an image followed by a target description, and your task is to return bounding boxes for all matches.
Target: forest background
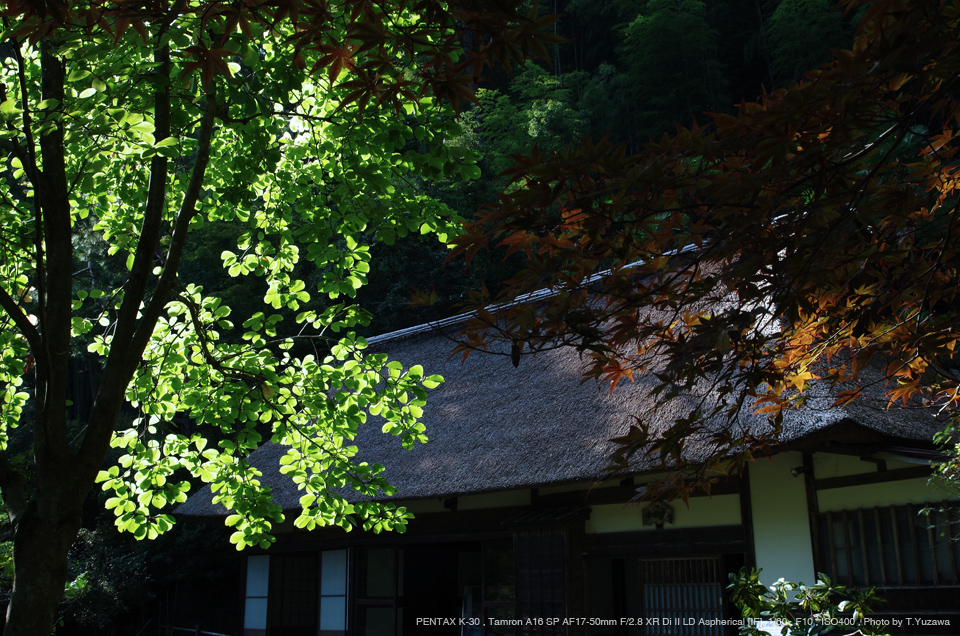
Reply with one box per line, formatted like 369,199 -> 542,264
0,0 -> 866,633
179,0 -> 861,342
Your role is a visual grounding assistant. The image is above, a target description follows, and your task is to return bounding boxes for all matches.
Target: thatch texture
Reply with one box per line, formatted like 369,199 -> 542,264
177,321 -> 946,518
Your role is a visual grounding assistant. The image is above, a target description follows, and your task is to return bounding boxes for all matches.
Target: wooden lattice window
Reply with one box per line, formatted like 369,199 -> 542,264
813,502 -> 960,587
483,539 -> 517,636
638,557 -> 725,636
269,553 -> 319,636
515,528 -> 566,636
354,547 -> 401,636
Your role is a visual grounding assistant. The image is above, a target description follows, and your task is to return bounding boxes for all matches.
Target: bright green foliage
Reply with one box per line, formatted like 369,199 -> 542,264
98,327 -> 437,546
0,298 -> 30,452
459,65 -> 587,182
507,66 -> 587,156
0,6 -> 475,550
729,568 -> 889,636
0,540 -> 11,586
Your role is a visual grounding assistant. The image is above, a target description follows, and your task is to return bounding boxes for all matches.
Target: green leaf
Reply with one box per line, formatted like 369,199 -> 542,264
461,164 -> 482,180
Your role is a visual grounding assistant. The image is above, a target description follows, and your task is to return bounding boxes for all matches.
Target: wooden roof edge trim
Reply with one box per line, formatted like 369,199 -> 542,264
367,245 -> 701,346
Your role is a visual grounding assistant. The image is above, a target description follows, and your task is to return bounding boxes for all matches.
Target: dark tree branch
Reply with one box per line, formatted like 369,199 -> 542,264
175,290 -> 259,383
128,86 -> 217,371
74,44 -> 174,481
11,41 -> 46,357
78,84 -> 218,479
107,45 -> 171,358
0,286 -> 41,355
36,40 -> 73,463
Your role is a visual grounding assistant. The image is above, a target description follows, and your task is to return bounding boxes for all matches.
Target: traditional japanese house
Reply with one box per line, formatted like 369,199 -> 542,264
178,319 -> 959,636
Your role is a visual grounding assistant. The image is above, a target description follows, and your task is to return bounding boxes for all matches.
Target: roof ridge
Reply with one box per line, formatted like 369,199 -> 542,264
367,245 -> 700,346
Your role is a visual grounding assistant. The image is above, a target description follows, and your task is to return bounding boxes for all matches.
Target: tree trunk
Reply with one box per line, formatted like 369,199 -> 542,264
4,498 -> 82,636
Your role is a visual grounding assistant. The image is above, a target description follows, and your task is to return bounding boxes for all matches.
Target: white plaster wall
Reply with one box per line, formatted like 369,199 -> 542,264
817,477 -> 957,511
584,494 -> 741,534
811,453 -> 958,510
749,452 -> 816,586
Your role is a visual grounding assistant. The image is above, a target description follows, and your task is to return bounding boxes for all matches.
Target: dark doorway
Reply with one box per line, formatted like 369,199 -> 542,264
402,543 -> 481,634
356,541 -> 493,636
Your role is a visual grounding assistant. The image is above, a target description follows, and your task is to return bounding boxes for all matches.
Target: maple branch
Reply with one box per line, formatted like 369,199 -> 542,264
916,199 -> 958,330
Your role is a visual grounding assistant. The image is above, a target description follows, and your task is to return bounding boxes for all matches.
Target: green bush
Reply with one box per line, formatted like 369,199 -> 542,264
728,568 -> 890,636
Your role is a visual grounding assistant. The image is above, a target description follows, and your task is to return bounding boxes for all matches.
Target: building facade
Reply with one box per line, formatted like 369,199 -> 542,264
179,324 -> 959,636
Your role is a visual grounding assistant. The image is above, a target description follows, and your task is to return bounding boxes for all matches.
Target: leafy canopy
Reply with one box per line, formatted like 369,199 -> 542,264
451,0 -> 960,496
0,0 -> 561,552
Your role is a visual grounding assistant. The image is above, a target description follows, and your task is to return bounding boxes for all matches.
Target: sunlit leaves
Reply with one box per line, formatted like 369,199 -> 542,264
0,0 -> 537,554
98,299 -> 438,546
730,568 -> 888,636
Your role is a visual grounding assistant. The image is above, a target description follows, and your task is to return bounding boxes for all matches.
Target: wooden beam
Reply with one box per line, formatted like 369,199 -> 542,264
739,465 -> 756,570
536,477 -> 740,508
873,507 -> 887,585
583,525 -> 746,559
802,453 -> 819,580
814,465 -> 931,491
891,506 -> 904,585
842,510 -> 854,585
858,508 -> 870,585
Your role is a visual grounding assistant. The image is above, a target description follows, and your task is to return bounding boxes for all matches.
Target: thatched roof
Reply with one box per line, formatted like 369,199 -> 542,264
177,320 -> 947,518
